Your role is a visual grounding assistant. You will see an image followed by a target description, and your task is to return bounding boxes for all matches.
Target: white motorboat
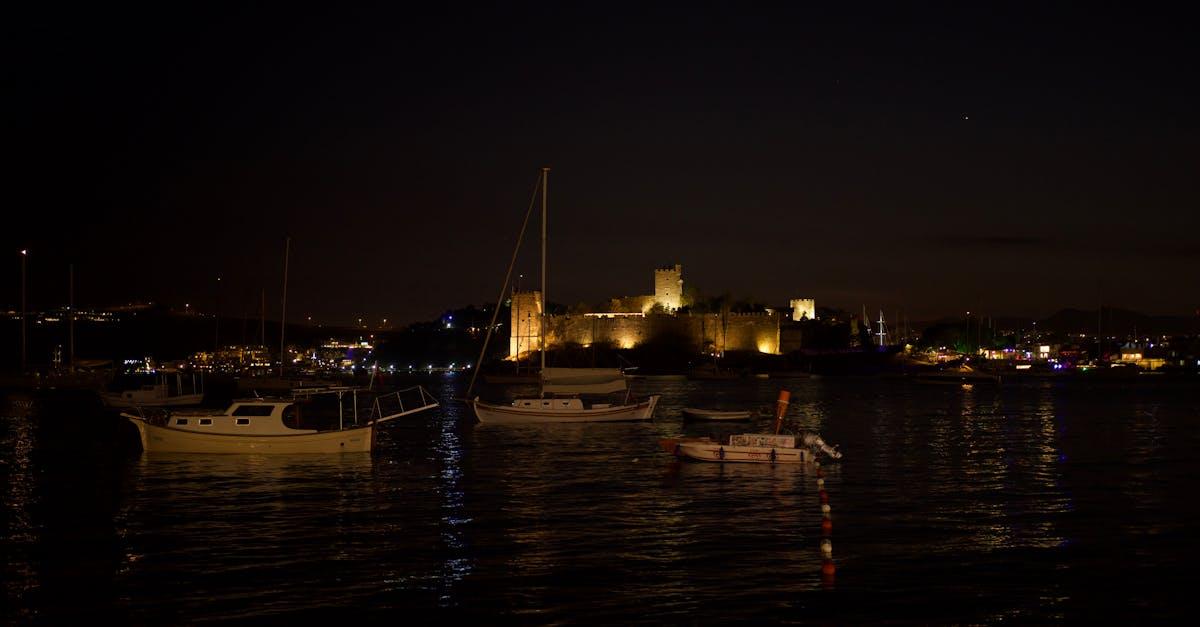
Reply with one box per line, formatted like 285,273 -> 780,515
120,385 -> 438,454
464,168 -> 659,424
661,432 -> 841,464
681,407 -> 753,421
103,372 -> 205,408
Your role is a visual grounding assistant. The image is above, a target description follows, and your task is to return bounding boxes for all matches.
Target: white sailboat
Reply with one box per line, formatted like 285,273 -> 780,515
472,367 -> 658,424
467,168 -> 660,424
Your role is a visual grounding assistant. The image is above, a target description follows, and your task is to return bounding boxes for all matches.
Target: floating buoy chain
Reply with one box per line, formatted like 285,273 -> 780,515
816,460 -> 836,578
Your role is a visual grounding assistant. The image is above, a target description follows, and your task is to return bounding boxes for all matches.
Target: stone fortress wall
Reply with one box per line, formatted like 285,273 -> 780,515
543,311 -> 781,355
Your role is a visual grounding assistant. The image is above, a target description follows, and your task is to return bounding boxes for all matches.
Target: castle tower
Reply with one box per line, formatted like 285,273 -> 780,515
509,290 -> 542,359
654,264 -> 683,311
790,298 -> 816,321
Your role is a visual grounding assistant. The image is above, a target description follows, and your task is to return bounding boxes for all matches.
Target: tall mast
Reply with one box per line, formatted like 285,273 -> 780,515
540,167 -> 549,379
279,236 -> 291,374
280,236 -> 290,377
68,263 -> 75,372
20,250 -> 27,373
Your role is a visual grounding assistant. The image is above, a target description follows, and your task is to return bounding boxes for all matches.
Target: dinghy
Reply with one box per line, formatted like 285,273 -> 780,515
681,407 -> 752,421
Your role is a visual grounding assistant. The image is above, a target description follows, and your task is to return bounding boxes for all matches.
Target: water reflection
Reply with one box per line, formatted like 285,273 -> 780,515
2,413 -> 38,621
4,378 -> 1199,622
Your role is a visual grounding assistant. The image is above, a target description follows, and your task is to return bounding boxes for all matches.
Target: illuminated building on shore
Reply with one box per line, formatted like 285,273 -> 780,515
509,264 -> 788,358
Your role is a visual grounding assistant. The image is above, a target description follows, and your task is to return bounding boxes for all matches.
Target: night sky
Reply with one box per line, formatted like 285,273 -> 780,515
6,3 -> 1197,325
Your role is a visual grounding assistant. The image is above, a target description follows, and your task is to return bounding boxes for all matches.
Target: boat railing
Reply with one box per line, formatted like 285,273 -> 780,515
367,385 -> 440,424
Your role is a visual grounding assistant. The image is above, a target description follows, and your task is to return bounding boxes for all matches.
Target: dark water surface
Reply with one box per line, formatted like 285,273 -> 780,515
4,377 -> 1199,623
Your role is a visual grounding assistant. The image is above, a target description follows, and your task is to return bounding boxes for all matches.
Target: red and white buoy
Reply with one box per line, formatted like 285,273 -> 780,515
817,464 -> 835,579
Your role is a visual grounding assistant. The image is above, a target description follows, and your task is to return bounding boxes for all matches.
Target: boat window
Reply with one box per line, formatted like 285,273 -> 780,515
236,418 -> 250,425
282,405 -> 301,429
199,418 -> 213,426
232,405 -> 275,416
175,418 -> 188,425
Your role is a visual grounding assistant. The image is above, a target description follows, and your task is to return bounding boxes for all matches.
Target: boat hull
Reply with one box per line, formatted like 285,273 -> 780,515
682,408 -> 752,421
126,417 -> 374,453
674,441 -> 811,464
473,395 -> 659,424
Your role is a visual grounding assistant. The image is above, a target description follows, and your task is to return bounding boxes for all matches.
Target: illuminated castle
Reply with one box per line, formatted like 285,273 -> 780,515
508,264 -> 820,359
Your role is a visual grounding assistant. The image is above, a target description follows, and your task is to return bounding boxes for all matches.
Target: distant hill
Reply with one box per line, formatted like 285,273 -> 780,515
909,308 -> 1198,338
1038,308 -> 1199,336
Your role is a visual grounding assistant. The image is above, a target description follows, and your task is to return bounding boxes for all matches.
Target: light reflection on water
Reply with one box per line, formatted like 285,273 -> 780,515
4,377 -> 1200,622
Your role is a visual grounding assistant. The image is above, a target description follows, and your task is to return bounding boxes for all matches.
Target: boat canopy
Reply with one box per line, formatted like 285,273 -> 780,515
541,368 -> 627,394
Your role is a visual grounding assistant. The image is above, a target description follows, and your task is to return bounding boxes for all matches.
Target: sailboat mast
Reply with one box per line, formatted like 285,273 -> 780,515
68,263 -> 75,372
280,236 -> 290,377
540,167 -> 549,379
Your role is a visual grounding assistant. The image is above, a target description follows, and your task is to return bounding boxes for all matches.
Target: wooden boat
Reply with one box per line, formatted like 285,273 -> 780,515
120,385 -> 438,454
681,407 -> 752,421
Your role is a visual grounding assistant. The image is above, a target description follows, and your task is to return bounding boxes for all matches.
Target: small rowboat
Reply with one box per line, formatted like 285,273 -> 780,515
682,407 -> 753,421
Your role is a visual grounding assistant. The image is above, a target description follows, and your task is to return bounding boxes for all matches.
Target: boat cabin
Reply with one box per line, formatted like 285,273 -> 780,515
512,398 -> 614,411
169,401 -> 316,436
166,388 -> 375,435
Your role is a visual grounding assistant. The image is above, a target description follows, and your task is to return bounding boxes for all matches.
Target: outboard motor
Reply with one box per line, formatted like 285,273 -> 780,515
802,432 -> 842,460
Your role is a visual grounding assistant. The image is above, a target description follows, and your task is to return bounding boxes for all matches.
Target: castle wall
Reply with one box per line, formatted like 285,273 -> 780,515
541,311 -> 781,355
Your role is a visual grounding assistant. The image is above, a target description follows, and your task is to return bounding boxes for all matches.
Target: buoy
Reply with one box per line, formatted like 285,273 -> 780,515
821,560 -> 836,576
816,466 -> 824,478
819,489 -> 829,504
772,389 -> 791,435
821,503 -> 831,516
820,539 -> 832,557
816,478 -> 824,488
821,517 -> 833,535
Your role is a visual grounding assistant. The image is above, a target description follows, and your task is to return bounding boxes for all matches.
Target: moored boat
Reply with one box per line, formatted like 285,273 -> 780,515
662,431 -> 841,464
472,367 -> 659,424
681,407 -> 753,421
464,168 -> 659,425
120,385 -> 438,453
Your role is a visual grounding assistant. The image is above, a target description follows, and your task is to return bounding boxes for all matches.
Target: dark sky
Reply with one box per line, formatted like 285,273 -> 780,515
5,3 -> 1197,325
